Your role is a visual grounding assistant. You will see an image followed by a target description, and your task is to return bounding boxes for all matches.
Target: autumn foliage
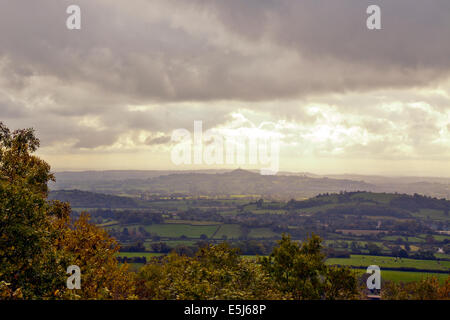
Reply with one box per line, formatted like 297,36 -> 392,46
0,123 -> 134,299
135,243 -> 286,300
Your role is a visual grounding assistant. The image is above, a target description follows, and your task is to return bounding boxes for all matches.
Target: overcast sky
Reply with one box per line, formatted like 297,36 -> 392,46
1,0 -> 450,176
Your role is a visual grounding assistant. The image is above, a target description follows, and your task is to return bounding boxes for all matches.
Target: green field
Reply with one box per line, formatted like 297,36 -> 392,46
326,255 -> 450,272
436,253 -> 450,260
353,269 -> 448,283
213,224 -> 242,239
349,192 -> 396,204
97,220 -> 119,227
164,219 -> 222,226
146,240 -> 197,248
116,252 -> 163,259
324,240 -> 390,250
249,228 -> 279,239
380,270 -> 448,283
412,209 -> 448,221
252,209 -> 286,215
381,236 -> 425,243
144,223 -> 219,238
426,234 -> 450,242
299,203 -> 341,214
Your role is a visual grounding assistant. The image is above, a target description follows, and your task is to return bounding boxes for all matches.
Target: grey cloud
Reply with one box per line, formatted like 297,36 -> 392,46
0,97 -> 27,118
73,130 -> 120,149
204,0 -> 450,70
1,0 -> 450,105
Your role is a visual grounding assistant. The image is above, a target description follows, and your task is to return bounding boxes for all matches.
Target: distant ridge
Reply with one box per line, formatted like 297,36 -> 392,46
49,169 -> 450,200
226,168 -> 259,176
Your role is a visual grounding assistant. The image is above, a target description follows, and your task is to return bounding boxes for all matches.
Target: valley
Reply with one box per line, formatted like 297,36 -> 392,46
48,170 -> 450,284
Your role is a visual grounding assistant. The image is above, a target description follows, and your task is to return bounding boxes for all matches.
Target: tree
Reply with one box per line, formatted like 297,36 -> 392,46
0,123 -> 135,299
256,199 -> 263,208
443,245 -> 450,255
52,210 -> 135,299
261,234 -> 358,300
0,123 -> 67,299
151,242 -> 171,253
0,123 -> 53,195
136,243 -> 285,300
366,243 -> 382,255
383,276 -> 450,300
425,235 -> 436,244
173,245 -> 194,257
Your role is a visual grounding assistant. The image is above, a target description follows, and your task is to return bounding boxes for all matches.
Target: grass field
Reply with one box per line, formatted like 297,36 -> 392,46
249,228 -> 279,239
324,240 -> 390,250
326,255 -> 450,272
97,220 -> 119,227
381,235 -> 425,243
411,209 -> 448,221
299,203 -> 341,214
213,224 -> 242,239
111,223 -> 220,238
146,240 -> 198,247
436,253 -> 450,260
353,269 -> 448,283
144,223 -> 219,238
252,209 -> 286,215
380,270 -> 448,283
337,230 -> 387,236
116,252 -> 163,259
349,192 -> 395,204
164,219 -> 222,226
427,234 -> 450,242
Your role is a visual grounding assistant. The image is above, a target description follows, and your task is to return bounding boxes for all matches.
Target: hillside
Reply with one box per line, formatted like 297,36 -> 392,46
48,190 -> 140,208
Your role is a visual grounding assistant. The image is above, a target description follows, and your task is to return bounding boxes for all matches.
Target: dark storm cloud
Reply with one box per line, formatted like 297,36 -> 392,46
1,0 -> 450,103
205,0 -> 450,65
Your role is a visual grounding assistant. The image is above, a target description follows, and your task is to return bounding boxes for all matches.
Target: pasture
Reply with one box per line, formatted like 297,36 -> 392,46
326,255 -> 450,272
144,224 -> 219,238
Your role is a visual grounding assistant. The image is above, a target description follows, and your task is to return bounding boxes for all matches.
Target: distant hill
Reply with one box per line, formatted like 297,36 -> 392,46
327,174 -> 450,199
48,190 -> 140,208
142,169 -> 375,198
52,169 -> 232,182
50,169 -> 375,199
48,169 -> 450,199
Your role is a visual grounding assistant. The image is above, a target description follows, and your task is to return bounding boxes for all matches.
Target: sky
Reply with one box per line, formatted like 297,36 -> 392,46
1,0 -> 450,176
